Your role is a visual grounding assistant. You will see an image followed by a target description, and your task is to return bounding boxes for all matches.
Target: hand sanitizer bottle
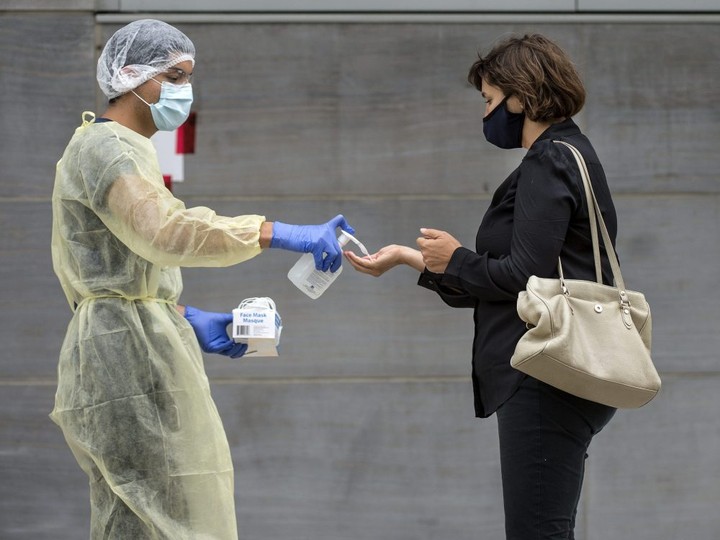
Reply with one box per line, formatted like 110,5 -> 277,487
287,231 -> 369,299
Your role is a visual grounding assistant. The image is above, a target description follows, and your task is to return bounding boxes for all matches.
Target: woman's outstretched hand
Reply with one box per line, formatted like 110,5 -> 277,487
344,244 -> 424,276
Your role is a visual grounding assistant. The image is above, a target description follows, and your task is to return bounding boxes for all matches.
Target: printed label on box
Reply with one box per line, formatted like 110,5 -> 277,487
231,298 -> 282,357
232,308 -> 276,340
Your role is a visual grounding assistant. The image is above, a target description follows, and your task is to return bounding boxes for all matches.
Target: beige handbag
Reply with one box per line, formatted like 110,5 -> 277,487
510,141 -> 661,408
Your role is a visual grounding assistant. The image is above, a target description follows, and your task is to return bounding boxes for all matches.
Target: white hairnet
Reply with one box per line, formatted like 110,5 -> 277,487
97,19 -> 195,99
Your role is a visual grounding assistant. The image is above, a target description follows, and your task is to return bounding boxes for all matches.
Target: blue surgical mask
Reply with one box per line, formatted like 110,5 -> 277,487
482,96 -> 525,149
133,80 -> 193,131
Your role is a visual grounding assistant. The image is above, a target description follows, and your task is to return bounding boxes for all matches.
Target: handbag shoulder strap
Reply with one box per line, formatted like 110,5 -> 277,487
553,140 -> 626,291
554,141 -> 602,282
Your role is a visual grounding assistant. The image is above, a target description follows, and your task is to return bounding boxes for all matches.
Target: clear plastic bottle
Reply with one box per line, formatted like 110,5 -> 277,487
287,231 -> 368,299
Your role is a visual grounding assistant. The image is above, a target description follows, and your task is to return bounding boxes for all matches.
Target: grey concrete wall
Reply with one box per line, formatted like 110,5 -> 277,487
1,9 -> 719,540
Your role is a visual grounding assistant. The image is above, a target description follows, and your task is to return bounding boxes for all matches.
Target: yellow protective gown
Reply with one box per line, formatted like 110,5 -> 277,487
50,113 -> 265,539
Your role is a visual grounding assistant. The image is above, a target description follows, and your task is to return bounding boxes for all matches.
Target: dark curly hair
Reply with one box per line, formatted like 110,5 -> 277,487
468,34 -> 585,122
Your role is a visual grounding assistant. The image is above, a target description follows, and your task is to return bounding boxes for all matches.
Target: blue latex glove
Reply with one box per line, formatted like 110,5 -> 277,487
184,306 -> 248,359
270,214 -> 355,272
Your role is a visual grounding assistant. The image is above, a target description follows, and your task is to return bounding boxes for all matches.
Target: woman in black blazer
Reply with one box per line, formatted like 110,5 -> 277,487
346,34 -> 617,540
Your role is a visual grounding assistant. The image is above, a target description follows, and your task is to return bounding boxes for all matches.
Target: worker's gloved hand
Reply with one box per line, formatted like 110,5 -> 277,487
270,214 -> 355,272
184,306 -> 248,359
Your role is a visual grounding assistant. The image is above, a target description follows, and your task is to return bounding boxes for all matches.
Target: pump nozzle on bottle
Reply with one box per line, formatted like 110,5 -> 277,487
338,230 -> 372,260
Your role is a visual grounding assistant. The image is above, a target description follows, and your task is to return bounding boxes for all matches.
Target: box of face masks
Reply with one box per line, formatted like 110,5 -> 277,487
231,297 -> 282,357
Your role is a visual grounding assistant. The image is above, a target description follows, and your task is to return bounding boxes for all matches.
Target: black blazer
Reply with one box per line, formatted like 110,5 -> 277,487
419,119 -> 618,417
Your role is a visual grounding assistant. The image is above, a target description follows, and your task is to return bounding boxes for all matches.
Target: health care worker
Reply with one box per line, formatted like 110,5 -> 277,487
50,19 -> 353,539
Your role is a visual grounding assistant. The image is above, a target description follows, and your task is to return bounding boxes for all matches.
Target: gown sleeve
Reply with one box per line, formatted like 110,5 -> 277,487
78,124 -> 265,268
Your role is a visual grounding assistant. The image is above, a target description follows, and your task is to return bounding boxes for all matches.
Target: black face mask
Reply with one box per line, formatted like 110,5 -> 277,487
482,96 -> 525,149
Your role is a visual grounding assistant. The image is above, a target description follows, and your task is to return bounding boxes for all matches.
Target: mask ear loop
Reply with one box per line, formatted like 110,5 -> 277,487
130,78 -> 164,107
131,89 -> 151,107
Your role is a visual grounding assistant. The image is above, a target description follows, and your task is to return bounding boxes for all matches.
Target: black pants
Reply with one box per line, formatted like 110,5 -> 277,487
495,376 -> 616,540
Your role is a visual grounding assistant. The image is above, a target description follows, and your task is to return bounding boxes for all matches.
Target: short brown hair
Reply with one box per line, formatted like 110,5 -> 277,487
468,34 -> 585,122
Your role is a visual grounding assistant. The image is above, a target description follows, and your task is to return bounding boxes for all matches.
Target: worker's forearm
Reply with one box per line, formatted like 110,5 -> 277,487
259,221 -> 273,249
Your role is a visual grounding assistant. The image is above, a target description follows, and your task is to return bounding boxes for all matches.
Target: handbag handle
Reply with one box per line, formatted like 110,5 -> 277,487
553,141 -> 627,293
554,141 -> 601,283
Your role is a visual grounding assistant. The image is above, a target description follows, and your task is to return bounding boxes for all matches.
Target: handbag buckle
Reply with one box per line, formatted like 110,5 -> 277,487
619,290 -> 633,329
560,282 -> 574,314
